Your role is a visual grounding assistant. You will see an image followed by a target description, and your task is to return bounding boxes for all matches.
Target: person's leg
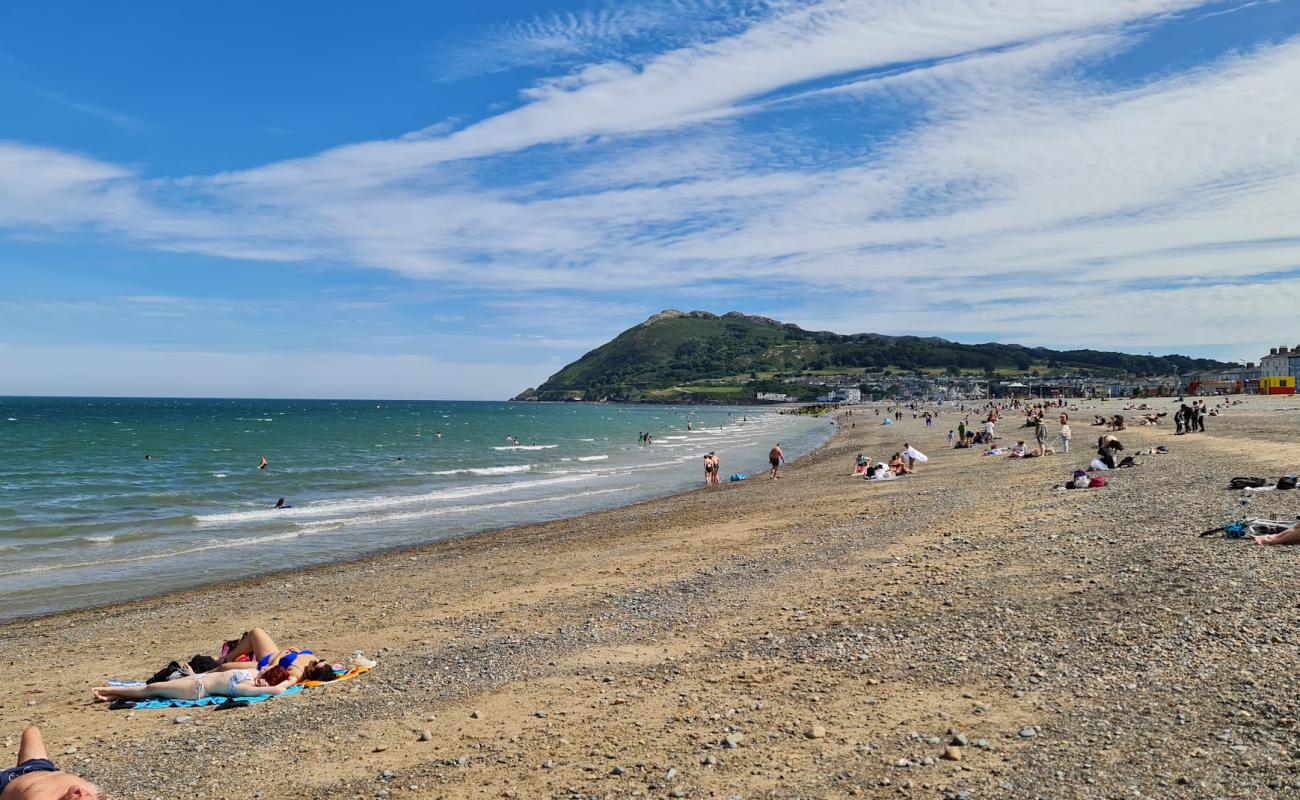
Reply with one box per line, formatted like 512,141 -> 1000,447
222,627 -> 279,663
93,675 -> 205,702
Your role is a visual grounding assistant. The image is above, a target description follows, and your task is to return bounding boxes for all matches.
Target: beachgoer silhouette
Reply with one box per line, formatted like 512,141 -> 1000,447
259,455 -> 268,471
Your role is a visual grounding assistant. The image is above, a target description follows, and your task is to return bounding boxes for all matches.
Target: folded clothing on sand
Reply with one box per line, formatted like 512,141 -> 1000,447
116,666 -> 370,710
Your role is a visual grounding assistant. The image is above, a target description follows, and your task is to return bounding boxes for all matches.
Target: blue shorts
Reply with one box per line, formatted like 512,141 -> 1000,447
0,759 -> 58,793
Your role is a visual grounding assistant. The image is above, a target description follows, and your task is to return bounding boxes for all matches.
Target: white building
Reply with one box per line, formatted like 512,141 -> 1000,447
1261,346 -> 1300,380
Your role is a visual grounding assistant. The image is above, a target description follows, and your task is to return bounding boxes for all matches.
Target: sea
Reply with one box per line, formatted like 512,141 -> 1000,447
0,397 -> 832,622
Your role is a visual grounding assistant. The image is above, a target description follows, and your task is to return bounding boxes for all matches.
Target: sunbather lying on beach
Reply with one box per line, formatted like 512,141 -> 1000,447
92,668 -> 295,703
1254,521 -> 1300,546
213,628 -> 336,687
0,726 -> 103,799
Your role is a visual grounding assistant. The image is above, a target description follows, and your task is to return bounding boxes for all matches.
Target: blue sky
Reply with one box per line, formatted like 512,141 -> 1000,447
2,1 -> 1298,399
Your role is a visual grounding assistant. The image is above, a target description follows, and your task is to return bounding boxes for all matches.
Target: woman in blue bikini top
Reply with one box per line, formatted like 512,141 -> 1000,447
213,628 -> 336,688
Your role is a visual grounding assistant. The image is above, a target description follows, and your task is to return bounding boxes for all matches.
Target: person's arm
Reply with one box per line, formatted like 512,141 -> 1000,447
18,725 -> 47,762
233,679 -> 294,697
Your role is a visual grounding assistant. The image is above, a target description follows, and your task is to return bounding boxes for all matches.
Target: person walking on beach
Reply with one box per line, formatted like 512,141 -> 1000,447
0,725 -> 104,799
768,444 -> 785,479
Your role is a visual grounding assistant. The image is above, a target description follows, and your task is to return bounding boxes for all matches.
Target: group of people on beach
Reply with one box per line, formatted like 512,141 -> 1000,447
4,628 -> 342,799
89,628 -> 339,705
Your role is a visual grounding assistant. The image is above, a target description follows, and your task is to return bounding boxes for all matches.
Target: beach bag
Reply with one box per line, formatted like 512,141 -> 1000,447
1072,474 -> 1090,489
729,473 -> 747,481
1278,476 -> 1297,490
1229,477 -> 1267,490
1088,476 -> 1108,488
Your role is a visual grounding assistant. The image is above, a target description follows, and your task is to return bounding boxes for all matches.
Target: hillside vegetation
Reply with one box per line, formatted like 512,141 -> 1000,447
514,310 -> 1227,402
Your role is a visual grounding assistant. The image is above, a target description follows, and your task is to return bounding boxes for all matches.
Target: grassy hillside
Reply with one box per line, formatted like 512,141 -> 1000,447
515,310 -> 1228,402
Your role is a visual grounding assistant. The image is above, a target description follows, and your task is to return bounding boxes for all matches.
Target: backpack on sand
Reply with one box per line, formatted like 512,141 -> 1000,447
1088,476 -> 1108,488
1278,476 -> 1298,491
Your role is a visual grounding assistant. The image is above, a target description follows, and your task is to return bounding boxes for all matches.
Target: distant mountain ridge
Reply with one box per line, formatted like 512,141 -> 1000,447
514,310 -> 1229,403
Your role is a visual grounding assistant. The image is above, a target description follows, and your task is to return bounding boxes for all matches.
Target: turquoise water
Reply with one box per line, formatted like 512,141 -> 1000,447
0,398 -> 831,621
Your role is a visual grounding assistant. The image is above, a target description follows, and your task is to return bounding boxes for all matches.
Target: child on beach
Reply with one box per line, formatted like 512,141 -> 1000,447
0,726 -> 104,799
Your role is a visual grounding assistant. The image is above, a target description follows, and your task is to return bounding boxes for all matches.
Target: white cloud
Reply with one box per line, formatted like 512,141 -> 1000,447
1,0 -> 1296,366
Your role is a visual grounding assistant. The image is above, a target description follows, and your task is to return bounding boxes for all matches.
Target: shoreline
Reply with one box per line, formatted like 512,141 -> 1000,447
6,396 -> 1300,799
0,411 -> 838,629
0,403 -> 832,629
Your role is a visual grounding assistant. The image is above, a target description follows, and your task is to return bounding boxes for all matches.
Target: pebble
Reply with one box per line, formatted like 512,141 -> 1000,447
723,733 -> 744,749
942,746 -> 962,762
1019,727 -> 1038,738
418,731 -> 432,742
806,725 -> 826,739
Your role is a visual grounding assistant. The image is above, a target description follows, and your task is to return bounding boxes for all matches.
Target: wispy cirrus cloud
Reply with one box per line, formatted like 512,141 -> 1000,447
429,0 -> 784,81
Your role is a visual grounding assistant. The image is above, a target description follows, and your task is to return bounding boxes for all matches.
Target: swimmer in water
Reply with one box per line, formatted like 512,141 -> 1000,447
144,454 -> 152,460
259,455 -> 268,471
274,497 -> 292,509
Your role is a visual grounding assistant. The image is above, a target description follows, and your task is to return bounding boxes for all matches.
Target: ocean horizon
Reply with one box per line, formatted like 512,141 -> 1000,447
0,396 -> 831,622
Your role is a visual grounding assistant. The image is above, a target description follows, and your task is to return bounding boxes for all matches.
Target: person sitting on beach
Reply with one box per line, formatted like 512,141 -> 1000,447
1096,436 -> 1124,469
1008,441 -> 1028,457
0,726 -> 104,799
1108,415 -> 1126,431
853,453 -> 871,475
1091,415 -> 1106,426
887,452 -> 911,475
1254,520 -> 1300,546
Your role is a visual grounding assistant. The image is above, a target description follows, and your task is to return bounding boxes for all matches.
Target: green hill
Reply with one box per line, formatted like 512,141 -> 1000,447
514,310 -> 1228,402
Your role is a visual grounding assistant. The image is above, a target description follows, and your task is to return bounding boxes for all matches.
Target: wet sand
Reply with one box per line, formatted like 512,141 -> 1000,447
3,396 -> 1298,799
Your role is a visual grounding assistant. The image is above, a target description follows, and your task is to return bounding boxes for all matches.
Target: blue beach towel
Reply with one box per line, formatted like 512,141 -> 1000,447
729,473 -> 747,481
127,684 -> 305,709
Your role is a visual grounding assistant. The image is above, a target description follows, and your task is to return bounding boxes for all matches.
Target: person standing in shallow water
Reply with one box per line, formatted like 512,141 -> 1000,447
768,443 -> 785,479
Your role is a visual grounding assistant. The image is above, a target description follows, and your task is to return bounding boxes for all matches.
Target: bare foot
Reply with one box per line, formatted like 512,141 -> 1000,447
91,688 -> 114,702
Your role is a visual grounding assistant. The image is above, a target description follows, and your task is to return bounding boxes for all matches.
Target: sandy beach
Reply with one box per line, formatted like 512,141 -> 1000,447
3,396 -> 1299,799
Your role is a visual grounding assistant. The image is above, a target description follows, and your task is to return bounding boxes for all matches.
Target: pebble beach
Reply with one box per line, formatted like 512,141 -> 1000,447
3,396 -> 1299,799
